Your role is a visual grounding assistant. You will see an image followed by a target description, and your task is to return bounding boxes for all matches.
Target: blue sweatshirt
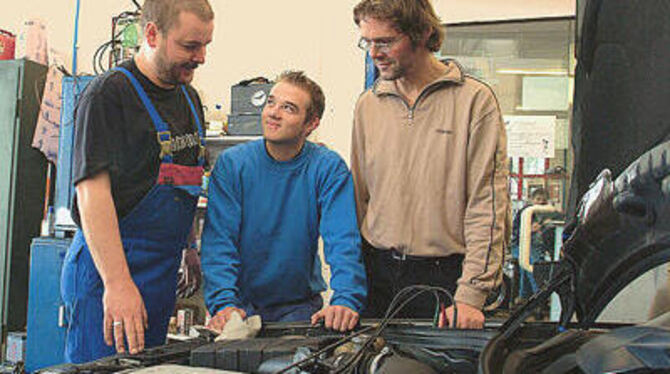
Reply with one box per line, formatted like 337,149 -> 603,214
201,140 -> 367,315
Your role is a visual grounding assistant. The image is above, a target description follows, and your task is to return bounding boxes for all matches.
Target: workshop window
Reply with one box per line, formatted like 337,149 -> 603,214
439,18 -> 576,212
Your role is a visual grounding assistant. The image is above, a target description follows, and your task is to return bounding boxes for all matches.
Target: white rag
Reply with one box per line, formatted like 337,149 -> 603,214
215,311 -> 262,341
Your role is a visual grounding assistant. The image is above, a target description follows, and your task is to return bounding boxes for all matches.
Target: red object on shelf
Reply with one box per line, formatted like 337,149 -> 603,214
0,29 -> 16,60
511,157 -> 552,200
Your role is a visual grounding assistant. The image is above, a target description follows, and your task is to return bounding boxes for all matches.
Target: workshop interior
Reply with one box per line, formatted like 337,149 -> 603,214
0,0 -> 669,373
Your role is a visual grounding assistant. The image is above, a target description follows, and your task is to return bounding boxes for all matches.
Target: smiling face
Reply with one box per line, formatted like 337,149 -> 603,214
151,11 -> 214,86
359,17 -> 419,81
262,81 -> 319,147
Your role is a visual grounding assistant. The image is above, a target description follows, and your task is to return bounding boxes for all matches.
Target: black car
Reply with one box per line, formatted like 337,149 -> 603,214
38,142 -> 670,374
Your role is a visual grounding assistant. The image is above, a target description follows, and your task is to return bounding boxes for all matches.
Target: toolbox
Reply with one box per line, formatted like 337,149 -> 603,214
230,82 -> 273,115
0,30 -> 15,60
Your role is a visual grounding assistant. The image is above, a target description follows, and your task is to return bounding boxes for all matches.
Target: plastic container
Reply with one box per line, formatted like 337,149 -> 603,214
206,103 -> 227,136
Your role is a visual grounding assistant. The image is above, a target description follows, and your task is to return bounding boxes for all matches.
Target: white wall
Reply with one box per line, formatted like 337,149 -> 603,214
0,1 -> 131,73
194,0 -> 364,160
437,0 -> 574,23
1,0 -> 575,163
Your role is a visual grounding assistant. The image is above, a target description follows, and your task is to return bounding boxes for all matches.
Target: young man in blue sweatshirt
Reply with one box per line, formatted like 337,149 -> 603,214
201,71 -> 366,332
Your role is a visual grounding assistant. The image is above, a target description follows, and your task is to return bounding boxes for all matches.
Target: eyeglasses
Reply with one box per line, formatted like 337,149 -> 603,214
357,35 -> 404,53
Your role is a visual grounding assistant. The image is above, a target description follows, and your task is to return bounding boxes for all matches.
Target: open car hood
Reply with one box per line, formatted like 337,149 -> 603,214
479,141 -> 670,374
499,140 -> 670,330
562,140 -> 670,326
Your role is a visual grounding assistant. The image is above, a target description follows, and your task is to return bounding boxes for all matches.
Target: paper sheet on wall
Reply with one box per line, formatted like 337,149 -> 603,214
32,65 -> 63,163
15,19 -> 48,65
505,115 -> 556,158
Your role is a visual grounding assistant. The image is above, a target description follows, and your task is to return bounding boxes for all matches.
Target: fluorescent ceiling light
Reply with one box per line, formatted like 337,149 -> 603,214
497,69 -> 568,76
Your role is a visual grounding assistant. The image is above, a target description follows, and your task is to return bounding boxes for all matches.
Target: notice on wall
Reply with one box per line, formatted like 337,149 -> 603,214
505,115 -> 556,158
15,19 -> 48,65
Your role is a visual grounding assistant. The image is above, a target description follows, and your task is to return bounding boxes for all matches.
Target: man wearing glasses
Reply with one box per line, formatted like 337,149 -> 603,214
351,0 -> 509,329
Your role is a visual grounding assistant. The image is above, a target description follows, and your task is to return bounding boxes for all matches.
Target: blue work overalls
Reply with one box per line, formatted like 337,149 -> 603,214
61,67 -> 205,363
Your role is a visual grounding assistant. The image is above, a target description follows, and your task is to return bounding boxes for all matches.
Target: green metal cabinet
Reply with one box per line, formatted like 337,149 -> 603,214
0,59 -> 47,340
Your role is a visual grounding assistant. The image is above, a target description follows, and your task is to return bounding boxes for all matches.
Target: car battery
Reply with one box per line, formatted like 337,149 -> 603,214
0,29 -> 16,60
227,113 -> 262,135
230,82 -> 273,115
190,337 -> 325,372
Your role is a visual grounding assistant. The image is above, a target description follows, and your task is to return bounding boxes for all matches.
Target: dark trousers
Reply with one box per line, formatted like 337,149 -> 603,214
362,238 -> 464,319
244,294 -> 323,323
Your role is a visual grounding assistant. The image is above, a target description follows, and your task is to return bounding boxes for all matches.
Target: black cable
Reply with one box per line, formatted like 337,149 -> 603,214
276,289 -> 435,374
334,288 -> 442,373
335,285 -> 457,373
131,0 -> 141,11
381,284 -> 456,325
275,285 -> 457,374
92,42 -> 101,74
274,325 -> 378,374
94,41 -> 112,74
384,286 -> 441,320
100,43 -> 110,72
92,11 -> 139,73
116,10 -> 141,19
92,22 -> 128,74
92,41 -> 107,75
92,40 -> 109,74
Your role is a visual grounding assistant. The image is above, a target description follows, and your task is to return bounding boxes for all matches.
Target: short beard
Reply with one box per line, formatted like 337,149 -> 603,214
154,48 -> 179,86
380,65 -> 404,81
154,47 -> 198,86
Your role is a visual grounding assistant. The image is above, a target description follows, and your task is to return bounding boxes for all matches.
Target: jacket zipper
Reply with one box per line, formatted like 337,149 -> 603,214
383,81 -> 448,126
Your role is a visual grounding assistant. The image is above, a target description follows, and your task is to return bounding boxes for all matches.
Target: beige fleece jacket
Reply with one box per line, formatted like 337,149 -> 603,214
351,60 -> 510,309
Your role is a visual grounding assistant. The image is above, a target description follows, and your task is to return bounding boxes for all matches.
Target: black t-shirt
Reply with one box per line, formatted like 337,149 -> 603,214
71,59 -> 205,226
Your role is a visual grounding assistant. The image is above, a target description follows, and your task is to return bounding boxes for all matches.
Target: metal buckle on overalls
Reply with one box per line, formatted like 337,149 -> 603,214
391,250 -> 407,261
156,131 -> 172,159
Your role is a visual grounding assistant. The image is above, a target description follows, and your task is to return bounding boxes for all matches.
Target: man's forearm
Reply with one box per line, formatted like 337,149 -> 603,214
76,172 -> 133,288
320,169 -> 368,313
201,163 -> 244,316
460,103 -> 509,308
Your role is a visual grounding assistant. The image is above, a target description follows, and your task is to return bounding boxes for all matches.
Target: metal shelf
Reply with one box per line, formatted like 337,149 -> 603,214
205,135 -> 261,144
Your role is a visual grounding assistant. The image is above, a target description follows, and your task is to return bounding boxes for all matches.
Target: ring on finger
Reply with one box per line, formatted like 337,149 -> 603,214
113,320 -> 123,327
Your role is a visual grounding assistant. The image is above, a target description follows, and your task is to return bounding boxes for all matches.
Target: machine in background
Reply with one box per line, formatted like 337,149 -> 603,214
24,238 -> 71,373
53,76 -> 95,235
0,59 -> 47,357
226,77 -> 272,136
92,10 -> 141,75
24,75 -> 93,372
24,5 -> 139,366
